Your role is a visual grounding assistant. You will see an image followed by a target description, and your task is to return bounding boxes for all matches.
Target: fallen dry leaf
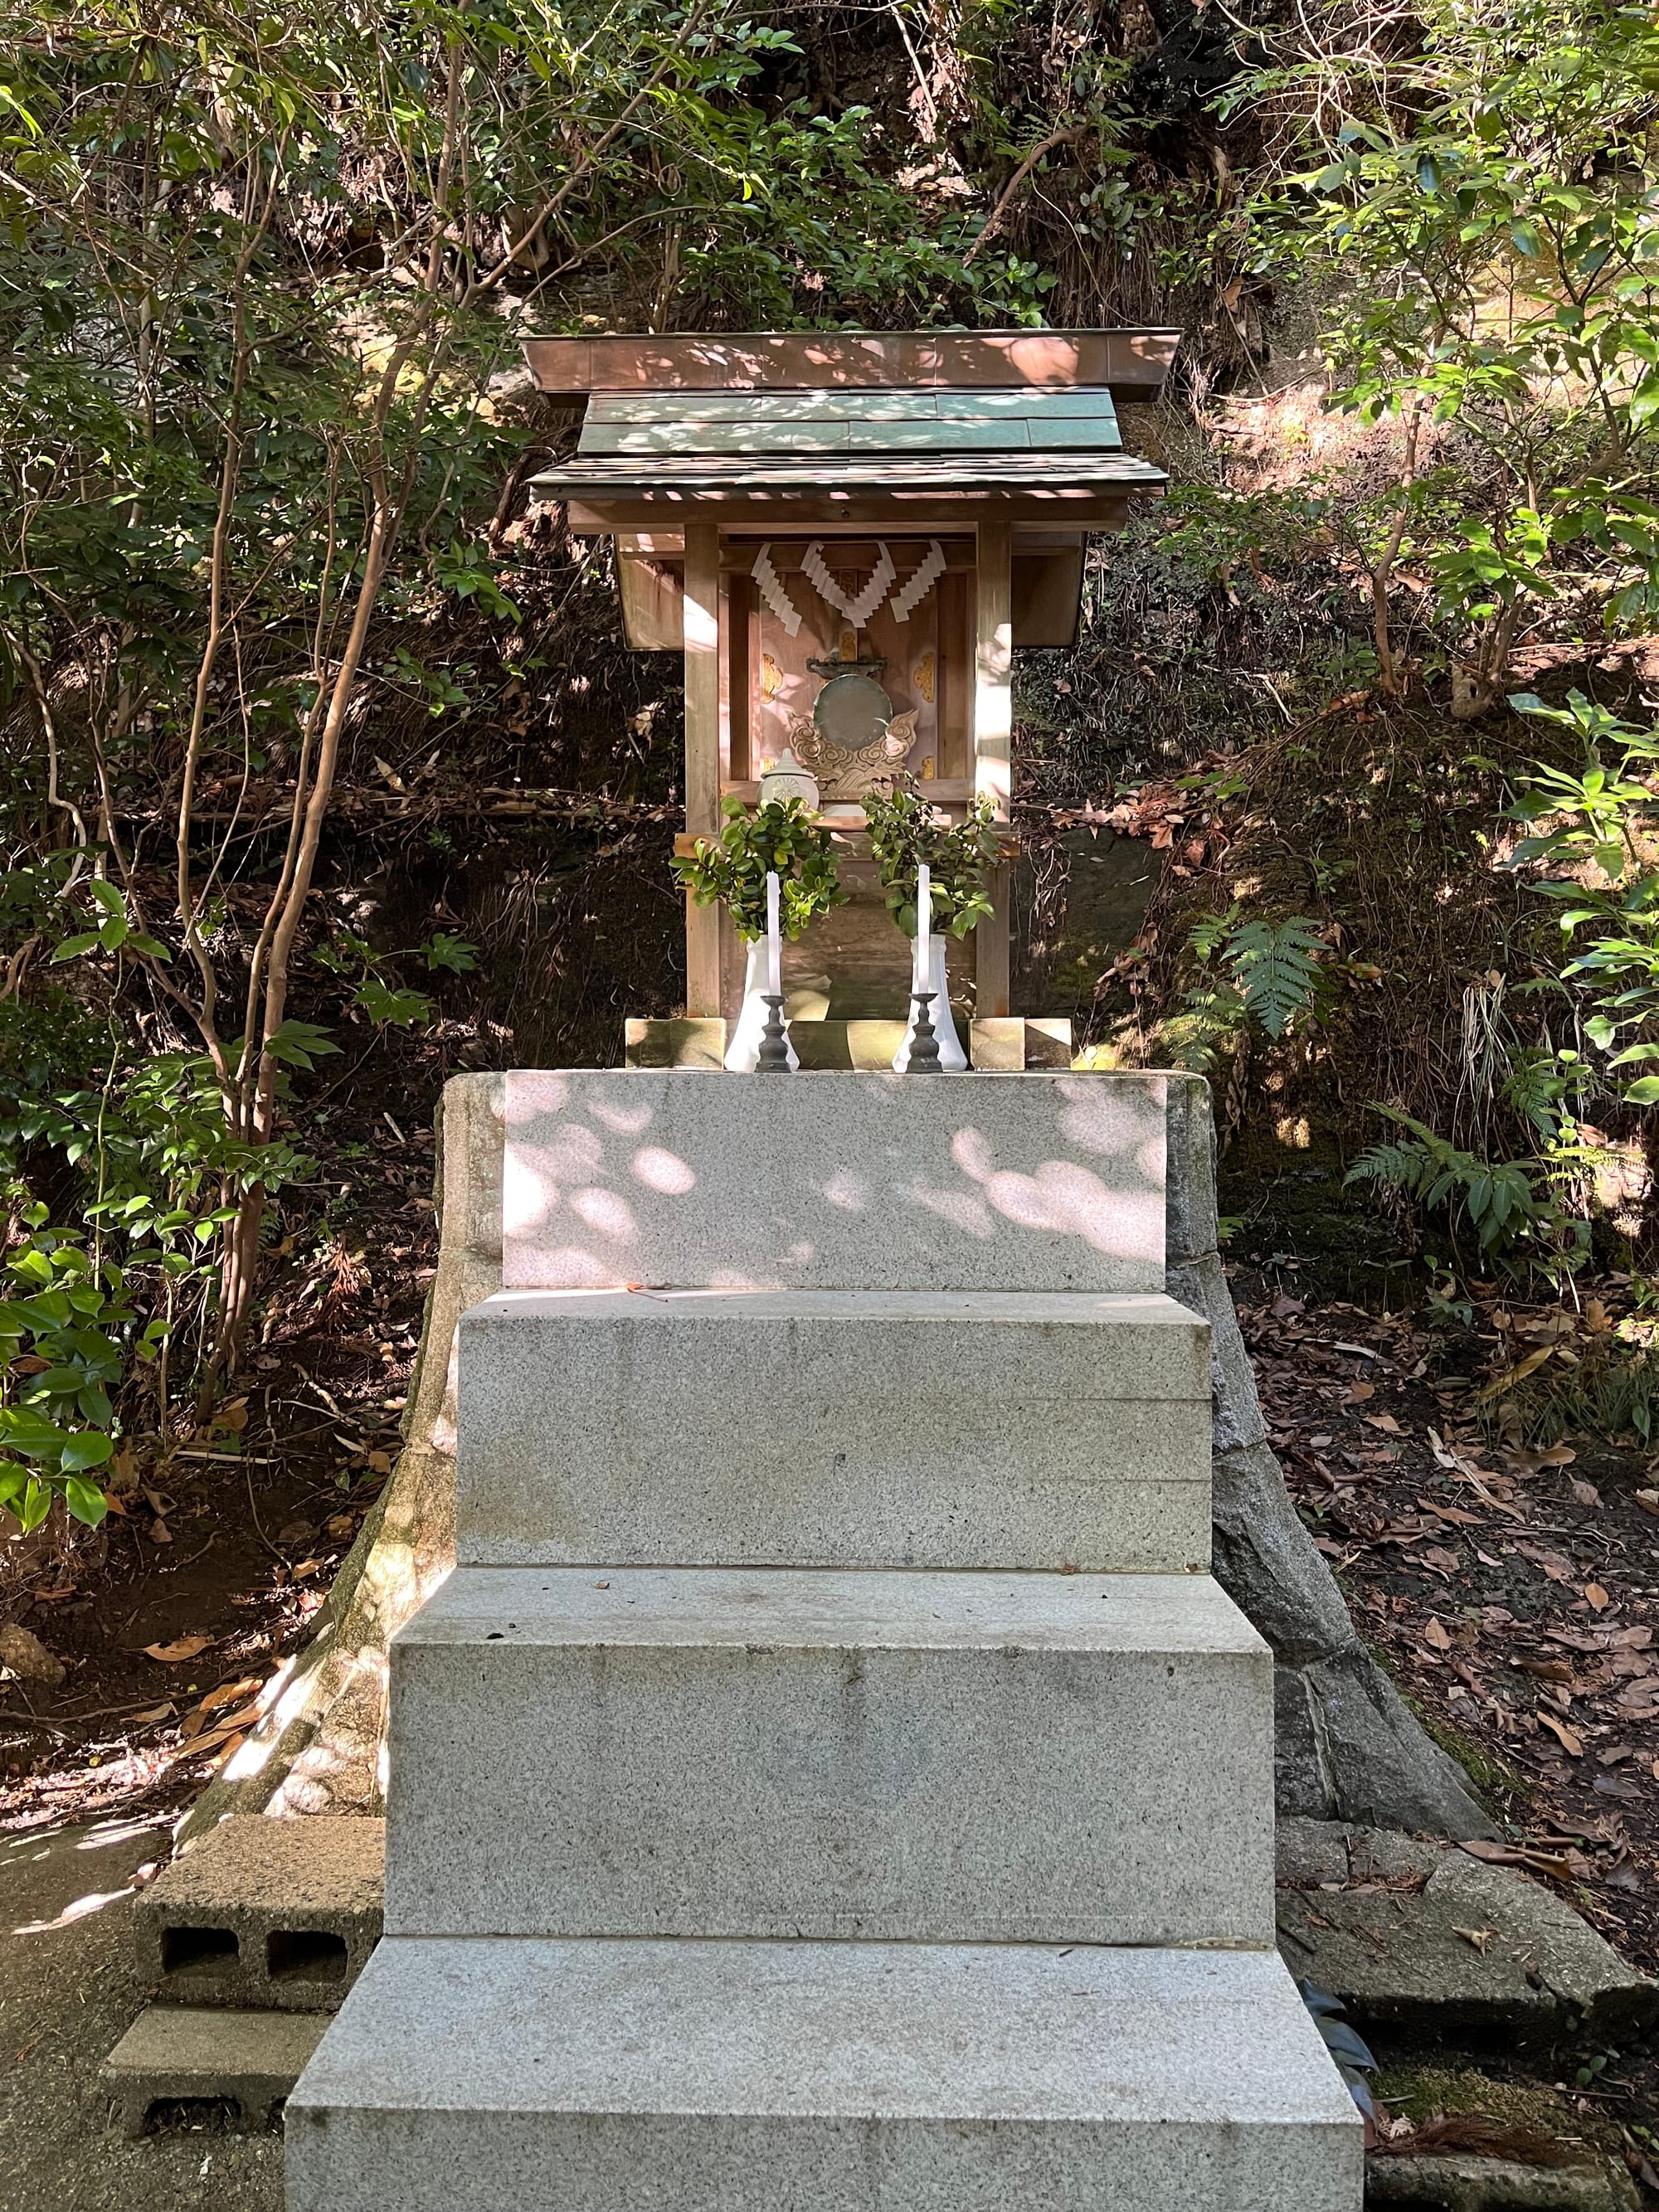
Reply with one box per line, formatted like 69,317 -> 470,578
142,1635 -> 214,1664
167,1717 -> 250,1765
1637,1490 -> 1659,1517
1585,1582 -> 1612,1612
196,1675 -> 260,1716
1423,1617 -> 1453,1651
1453,1926 -> 1499,1952
1365,1412 -> 1404,1434
1537,1709 -> 1584,1757
106,1449 -> 140,1495
1474,1347 -> 1554,1402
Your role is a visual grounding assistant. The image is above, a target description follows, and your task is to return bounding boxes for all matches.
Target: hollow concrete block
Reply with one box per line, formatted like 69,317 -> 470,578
134,1816 -> 383,2012
101,2003 -> 327,2138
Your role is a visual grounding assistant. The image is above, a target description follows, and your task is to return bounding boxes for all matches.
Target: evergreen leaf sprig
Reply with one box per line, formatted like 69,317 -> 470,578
672,796 -> 846,943
862,780 -> 1000,941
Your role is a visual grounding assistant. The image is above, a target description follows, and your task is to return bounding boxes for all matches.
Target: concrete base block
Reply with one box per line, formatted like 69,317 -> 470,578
969,1015 -> 1071,1069
623,1017 -> 727,1069
387,1566 -> 1272,1946
457,1288 -> 1211,1572
501,1067 -> 1170,1293
286,1935 -> 1361,2212
101,2004 -> 327,2137
623,1018 -> 1076,1072
135,1816 -> 383,2011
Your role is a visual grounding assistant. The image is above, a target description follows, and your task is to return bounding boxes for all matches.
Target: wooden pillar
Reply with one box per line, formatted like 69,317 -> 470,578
682,521 -> 722,1016
973,518 -> 1013,1018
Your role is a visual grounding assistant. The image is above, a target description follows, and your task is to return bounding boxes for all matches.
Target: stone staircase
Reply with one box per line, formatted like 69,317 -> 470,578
286,1069 -> 1361,2211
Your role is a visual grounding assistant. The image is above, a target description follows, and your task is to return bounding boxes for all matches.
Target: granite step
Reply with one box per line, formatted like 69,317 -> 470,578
385,1564 -> 1272,1947
457,1287 -> 1211,1572
285,1934 -> 1361,2212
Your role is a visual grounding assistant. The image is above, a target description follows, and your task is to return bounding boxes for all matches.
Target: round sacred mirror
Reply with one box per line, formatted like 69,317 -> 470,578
812,668 -> 893,756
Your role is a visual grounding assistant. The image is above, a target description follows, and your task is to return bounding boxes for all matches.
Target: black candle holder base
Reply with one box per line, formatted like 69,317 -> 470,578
904,990 -> 943,1072
755,993 -> 793,1072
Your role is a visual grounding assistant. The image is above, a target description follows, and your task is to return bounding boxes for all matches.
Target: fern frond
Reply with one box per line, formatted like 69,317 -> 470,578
1344,1139 -> 1434,1198
1188,904 -> 1241,963
1226,917 -> 1323,1039
1345,1105 -> 1550,1257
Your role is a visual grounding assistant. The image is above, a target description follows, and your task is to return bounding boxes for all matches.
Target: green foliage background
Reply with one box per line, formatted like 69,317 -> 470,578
9,0 -> 1659,1512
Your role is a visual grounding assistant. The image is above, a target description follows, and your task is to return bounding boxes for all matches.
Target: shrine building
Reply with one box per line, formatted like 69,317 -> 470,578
521,328 -> 1177,1064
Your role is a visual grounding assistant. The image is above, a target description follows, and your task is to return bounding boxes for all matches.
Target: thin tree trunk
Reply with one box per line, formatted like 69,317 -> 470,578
1368,406 -> 1420,697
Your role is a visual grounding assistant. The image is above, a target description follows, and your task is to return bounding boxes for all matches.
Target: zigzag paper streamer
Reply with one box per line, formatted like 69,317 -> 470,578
802,541 -> 897,631
751,543 -> 803,638
890,540 -> 946,624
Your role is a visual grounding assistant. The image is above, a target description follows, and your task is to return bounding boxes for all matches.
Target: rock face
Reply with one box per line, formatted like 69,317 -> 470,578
1365,2155 -> 1640,2211
195,1066 -> 1492,1840
1164,1077 -> 1496,1839
179,1072 -> 506,1841
1276,1819 -> 1659,2048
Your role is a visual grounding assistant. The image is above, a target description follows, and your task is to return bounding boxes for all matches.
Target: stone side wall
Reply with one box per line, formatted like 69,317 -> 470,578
189,1068 -> 1493,1838
182,1074 -> 505,1838
1164,1077 -> 1492,1837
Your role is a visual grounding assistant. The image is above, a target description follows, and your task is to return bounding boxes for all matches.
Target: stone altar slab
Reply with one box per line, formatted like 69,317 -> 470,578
502,1068 -> 1168,1294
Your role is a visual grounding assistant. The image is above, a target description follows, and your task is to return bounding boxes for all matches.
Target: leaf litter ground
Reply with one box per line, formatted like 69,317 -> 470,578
0,1106 -> 439,1839
1241,1260 -> 1659,2184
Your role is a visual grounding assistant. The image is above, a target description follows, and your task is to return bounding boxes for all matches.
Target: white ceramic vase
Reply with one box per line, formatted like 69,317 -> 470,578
893,936 -> 968,1071
725,938 -> 800,1072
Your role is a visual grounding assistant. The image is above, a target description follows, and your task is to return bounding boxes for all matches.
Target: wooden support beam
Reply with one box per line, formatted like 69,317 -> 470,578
683,522 -> 722,1016
974,520 -> 1014,1017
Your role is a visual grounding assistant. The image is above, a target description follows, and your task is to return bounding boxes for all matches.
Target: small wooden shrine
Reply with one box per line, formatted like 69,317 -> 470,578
523,328 -> 1176,1062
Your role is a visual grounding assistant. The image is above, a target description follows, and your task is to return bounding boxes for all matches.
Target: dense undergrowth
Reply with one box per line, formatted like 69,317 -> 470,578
6,0 -> 1659,1523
